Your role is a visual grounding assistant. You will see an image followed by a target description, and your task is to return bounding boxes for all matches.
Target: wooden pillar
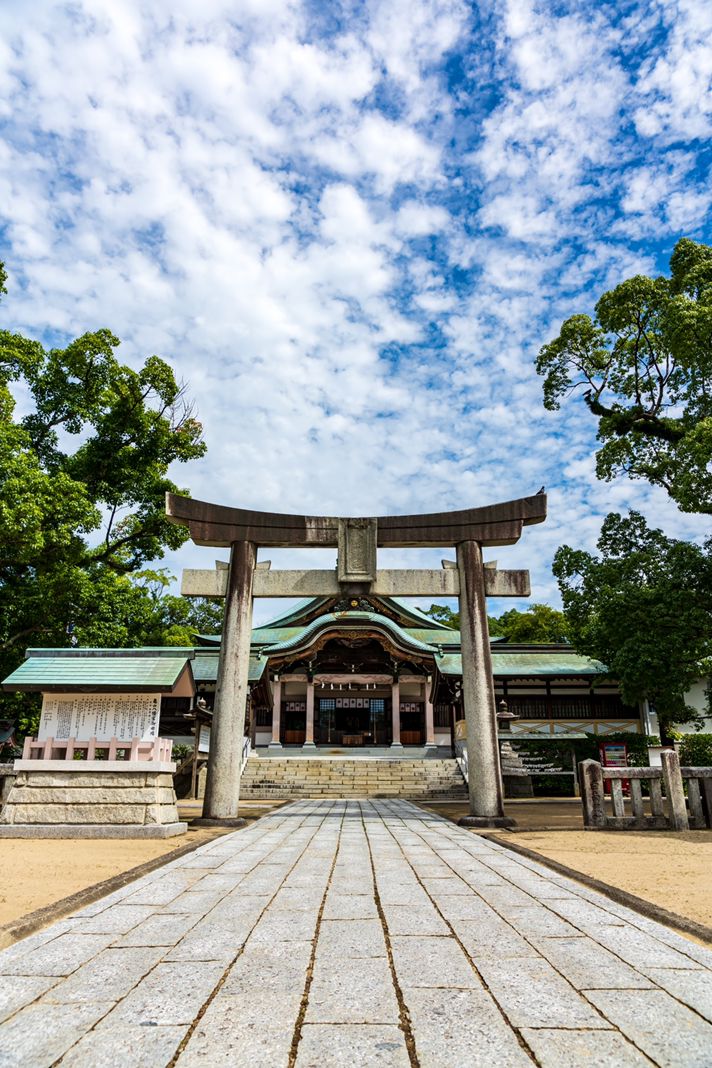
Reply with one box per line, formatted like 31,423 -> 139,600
450,703 -> 456,758
201,539 -> 256,824
249,692 -> 257,749
303,680 -> 316,749
390,678 -> 402,748
269,678 -> 283,749
456,540 -> 513,827
423,680 -> 436,748
191,719 -> 199,800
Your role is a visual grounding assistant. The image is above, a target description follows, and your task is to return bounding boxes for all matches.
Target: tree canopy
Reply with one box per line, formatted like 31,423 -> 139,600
424,602 -> 569,643
538,238 -> 712,733
0,264 -> 215,726
489,603 -> 569,643
553,511 -> 712,742
537,238 -> 712,515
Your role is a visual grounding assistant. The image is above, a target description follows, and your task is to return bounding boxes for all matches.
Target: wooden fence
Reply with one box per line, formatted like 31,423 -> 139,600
579,750 -> 712,831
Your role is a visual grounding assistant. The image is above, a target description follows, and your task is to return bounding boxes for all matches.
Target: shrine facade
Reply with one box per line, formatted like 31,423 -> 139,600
189,595 -> 645,750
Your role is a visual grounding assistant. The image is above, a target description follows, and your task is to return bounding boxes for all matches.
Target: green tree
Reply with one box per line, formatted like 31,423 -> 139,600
424,604 -> 460,628
553,512 -> 712,743
129,569 -> 224,645
0,263 -> 208,717
423,602 -> 568,642
494,603 -> 569,643
537,238 -> 712,514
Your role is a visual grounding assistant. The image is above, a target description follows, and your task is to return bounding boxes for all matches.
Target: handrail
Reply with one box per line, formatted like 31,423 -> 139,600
241,735 -> 251,774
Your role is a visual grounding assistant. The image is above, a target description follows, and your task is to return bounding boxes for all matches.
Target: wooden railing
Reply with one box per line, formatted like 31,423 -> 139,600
509,718 -> 640,737
22,736 -> 174,763
506,695 -> 638,719
579,751 -> 712,831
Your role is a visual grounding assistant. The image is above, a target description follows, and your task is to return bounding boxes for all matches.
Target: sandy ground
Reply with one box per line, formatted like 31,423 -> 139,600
0,800 -> 284,929
422,801 -> 712,932
422,799 -> 588,832
496,828 -> 712,931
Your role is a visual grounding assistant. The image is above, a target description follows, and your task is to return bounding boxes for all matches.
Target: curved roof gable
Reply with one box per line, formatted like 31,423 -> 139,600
262,611 -> 439,659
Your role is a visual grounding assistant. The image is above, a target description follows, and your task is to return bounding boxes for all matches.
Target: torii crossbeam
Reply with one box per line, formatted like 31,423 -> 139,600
166,491 -> 547,828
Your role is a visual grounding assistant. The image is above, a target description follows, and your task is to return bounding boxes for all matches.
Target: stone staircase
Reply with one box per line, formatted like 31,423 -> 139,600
240,757 -> 467,800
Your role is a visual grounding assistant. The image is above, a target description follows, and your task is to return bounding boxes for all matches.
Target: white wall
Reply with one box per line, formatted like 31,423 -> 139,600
676,677 -> 712,734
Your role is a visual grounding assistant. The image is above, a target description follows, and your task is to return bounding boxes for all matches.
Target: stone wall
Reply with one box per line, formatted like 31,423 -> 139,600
0,768 -> 186,838
0,763 -> 15,805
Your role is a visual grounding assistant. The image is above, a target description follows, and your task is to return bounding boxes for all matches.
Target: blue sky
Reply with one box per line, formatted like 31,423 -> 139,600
0,0 -> 710,622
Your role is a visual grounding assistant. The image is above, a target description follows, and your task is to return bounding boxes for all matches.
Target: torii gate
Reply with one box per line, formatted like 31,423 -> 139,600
166,490 -> 547,828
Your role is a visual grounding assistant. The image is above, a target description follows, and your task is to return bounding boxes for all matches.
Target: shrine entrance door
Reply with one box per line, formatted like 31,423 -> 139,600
316,696 -> 391,747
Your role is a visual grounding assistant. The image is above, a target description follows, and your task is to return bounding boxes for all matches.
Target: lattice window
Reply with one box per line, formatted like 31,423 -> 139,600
434,703 -> 450,728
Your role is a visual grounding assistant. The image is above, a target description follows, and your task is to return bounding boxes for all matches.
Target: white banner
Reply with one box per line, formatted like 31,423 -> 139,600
38,694 -> 161,743
198,724 -> 211,753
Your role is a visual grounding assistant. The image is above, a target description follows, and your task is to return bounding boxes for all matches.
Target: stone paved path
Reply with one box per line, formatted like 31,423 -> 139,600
1,800 -> 711,1067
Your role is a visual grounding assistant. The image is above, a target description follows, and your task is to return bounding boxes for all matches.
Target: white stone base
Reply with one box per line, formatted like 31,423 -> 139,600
0,822 -> 188,838
0,767 -> 184,837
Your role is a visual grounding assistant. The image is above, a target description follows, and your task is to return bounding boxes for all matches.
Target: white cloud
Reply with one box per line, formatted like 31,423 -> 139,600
633,0 -> 712,143
0,0 -> 709,617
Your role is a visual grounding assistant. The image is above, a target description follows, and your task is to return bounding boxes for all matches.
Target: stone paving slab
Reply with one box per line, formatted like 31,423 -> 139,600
0,798 -> 711,1067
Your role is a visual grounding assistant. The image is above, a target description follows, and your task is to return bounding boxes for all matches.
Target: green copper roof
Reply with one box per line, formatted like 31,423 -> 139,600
193,651 -> 267,684
436,650 -> 605,677
377,597 -> 454,630
257,598 -> 331,629
402,628 -> 461,648
265,611 -> 438,657
2,649 -> 195,692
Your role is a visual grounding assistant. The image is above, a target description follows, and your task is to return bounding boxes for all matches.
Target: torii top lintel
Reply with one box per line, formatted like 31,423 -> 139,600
165,491 -> 547,549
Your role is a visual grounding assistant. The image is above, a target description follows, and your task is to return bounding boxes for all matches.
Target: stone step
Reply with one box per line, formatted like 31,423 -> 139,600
240,757 -> 467,800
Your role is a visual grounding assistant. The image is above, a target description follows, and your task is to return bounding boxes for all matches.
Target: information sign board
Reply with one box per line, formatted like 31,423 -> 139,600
599,741 -> 629,794
198,725 -> 211,753
38,694 -> 161,743
599,743 -> 628,767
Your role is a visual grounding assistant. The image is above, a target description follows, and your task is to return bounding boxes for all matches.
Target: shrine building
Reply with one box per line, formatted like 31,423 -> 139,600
3,594 -> 648,756
191,594 -> 646,749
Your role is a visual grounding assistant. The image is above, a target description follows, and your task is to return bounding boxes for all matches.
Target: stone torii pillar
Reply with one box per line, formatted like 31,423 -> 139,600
457,540 -> 506,826
167,490 -> 546,827
200,540 -> 256,825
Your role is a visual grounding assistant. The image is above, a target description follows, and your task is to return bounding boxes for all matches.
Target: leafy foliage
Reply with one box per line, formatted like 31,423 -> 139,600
537,238 -> 712,514
490,603 -> 569,643
424,602 -> 568,642
424,604 -> 460,628
554,511 -> 712,741
676,732 -> 712,767
0,264 -> 211,725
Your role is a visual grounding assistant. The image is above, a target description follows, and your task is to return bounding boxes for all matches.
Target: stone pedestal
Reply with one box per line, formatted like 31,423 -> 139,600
0,763 -> 187,838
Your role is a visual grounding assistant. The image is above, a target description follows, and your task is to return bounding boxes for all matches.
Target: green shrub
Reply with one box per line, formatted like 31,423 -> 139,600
678,733 -> 712,767
531,774 -> 576,797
